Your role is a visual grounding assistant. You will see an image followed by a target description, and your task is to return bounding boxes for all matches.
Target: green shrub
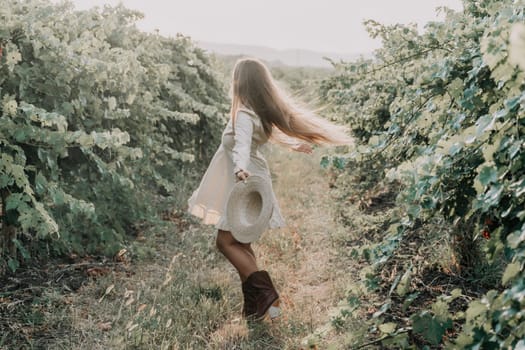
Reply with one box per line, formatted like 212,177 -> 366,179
321,0 -> 525,347
0,0 -> 228,269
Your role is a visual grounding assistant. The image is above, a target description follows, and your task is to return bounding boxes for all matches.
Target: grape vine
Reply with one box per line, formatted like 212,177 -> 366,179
321,0 -> 525,347
0,0 -> 228,271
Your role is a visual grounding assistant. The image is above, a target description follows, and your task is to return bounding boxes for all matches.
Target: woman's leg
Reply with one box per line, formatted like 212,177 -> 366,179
217,230 -> 280,320
216,230 -> 258,282
240,242 -> 256,261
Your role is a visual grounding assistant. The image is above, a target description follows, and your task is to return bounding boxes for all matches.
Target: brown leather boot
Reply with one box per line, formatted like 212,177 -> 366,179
241,277 -> 257,318
242,270 -> 279,320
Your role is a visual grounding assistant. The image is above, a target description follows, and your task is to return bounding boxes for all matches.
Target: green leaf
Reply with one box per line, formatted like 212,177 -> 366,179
448,78 -> 464,99
379,322 -> 397,334
333,157 -> 346,170
12,239 -> 31,261
431,300 -> 452,323
450,288 -> 462,299
320,156 -> 330,169
0,174 -> 13,187
510,178 -> 525,197
507,140 -> 521,160
502,262 -> 522,285
402,292 -> 420,313
505,96 -> 521,111
7,258 -> 19,273
6,193 -> 25,211
509,23 -> 525,70
482,183 -> 503,208
478,166 -> 498,186
396,267 -> 412,297
13,128 -> 27,142
475,115 -> 495,136
507,230 -> 525,249
412,311 -> 452,345
466,301 -> 487,322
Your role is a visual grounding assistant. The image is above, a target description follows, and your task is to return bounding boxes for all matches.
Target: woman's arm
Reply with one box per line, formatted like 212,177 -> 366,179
232,111 -> 254,179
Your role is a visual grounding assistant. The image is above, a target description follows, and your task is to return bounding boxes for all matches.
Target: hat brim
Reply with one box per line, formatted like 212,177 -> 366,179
226,175 -> 274,243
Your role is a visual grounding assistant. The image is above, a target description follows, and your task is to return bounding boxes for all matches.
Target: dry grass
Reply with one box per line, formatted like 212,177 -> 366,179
1,145 -> 352,350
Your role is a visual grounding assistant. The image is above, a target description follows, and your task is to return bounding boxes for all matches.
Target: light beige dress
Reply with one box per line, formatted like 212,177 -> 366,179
187,107 -> 301,232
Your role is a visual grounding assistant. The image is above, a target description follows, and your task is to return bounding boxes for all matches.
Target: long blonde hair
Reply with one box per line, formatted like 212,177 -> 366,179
230,57 -> 352,145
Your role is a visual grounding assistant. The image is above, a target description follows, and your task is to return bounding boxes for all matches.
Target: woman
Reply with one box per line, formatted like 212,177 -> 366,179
187,57 -> 352,321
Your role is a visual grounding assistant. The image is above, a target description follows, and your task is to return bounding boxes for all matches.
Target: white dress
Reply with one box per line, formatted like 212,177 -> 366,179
187,107 -> 300,232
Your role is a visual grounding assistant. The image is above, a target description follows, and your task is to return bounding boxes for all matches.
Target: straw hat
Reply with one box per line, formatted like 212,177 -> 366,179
226,175 -> 274,243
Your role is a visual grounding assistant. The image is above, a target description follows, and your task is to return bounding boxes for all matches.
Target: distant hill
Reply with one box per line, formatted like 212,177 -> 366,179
196,41 -> 362,68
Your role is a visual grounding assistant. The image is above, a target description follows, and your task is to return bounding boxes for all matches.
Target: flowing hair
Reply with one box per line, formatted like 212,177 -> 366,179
230,57 -> 353,146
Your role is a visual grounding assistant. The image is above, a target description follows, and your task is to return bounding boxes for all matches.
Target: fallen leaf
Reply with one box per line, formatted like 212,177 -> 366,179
162,275 -> 172,287
105,284 -> 115,295
124,289 -> 134,299
86,266 -> 110,277
97,322 -> 112,331
98,284 -> 115,303
68,253 -> 79,260
149,307 -> 157,317
115,249 -> 129,263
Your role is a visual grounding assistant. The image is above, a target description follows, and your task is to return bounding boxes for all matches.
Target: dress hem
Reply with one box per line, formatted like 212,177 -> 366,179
188,203 -> 287,232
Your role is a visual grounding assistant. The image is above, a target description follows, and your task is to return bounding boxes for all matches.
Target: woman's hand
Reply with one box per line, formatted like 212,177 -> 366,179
292,143 -> 313,154
235,169 -> 250,182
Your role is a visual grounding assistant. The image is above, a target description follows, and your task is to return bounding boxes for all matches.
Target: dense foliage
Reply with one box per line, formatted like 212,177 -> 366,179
0,0 -> 228,271
321,0 -> 525,347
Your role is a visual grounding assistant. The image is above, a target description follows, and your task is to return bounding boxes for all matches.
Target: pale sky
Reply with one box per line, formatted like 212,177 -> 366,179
61,0 -> 463,54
